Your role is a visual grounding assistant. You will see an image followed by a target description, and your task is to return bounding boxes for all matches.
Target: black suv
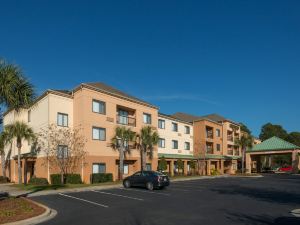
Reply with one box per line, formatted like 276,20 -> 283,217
123,171 -> 170,190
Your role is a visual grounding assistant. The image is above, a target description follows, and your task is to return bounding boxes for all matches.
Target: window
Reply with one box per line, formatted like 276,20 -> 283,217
57,113 -> 68,127
172,123 -> 178,132
172,140 -> 178,149
92,127 -> 106,141
57,145 -> 68,159
124,164 -> 129,175
158,119 -> 165,129
216,129 -> 221,137
92,163 -> 106,174
158,138 -> 165,148
217,144 -> 221,151
143,113 -> 151,124
146,163 -> 152,171
92,100 -> 106,114
28,110 -> 31,122
118,110 -> 129,125
184,142 -> 190,150
184,126 -> 190,134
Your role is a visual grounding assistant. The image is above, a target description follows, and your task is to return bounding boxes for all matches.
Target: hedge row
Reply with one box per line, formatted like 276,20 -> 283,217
28,177 -> 49,185
90,173 -> 113,184
0,176 -> 9,183
50,174 -> 82,185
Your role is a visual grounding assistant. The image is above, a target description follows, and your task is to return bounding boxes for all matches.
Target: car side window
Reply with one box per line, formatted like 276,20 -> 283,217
134,172 -> 141,176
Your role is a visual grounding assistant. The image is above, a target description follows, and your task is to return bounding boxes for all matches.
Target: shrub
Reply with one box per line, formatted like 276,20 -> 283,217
50,174 -> 82,184
0,176 -> 9,183
211,169 -> 220,176
28,177 -> 49,185
90,173 -> 113,184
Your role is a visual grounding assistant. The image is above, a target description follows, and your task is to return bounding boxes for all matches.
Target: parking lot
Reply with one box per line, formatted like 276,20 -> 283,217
32,174 -> 300,225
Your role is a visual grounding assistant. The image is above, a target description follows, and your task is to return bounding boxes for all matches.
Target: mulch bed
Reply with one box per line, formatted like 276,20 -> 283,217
0,197 -> 46,224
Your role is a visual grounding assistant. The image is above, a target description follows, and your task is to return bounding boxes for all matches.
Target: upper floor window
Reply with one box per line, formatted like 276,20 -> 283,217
143,113 -> 152,124
158,119 -> 165,129
217,144 -> 221,151
92,100 -> 106,114
184,142 -> 190,150
172,140 -> 178,149
57,113 -> 68,127
28,110 -> 31,123
184,126 -> 190,134
216,129 -> 221,137
158,138 -> 165,148
57,145 -> 68,159
92,127 -> 106,141
172,123 -> 178,132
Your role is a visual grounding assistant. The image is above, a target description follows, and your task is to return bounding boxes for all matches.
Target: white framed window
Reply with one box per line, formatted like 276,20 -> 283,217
28,110 -> 31,123
57,145 -> 68,159
143,113 -> 152,124
123,164 -> 129,175
158,138 -> 165,148
57,113 -> 68,127
172,123 -> 178,132
146,163 -> 152,171
172,140 -> 178,149
216,129 -> 221,137
92,100 -> 106,114
184,126 -> 190,134
92,127 -> 106,141
158,119 -> 165,129
92,163 -> 106,174
184,142 -> 190,150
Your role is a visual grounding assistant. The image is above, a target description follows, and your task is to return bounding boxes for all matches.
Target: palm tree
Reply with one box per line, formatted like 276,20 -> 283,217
5,121 -> 36,184
136,126 -> 159,171
0,130 -> 11,177
111,126 -> 135,180
0,59 -> 35,112
235,134 -> 253,174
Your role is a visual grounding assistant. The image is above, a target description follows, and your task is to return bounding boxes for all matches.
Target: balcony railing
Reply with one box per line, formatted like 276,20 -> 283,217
206,130 -> 214,139
117,115 -> 136,127
234,149 -> 240,156
227,149 -> 233,155
227,135 -> 233,142
206,147 -> 214,154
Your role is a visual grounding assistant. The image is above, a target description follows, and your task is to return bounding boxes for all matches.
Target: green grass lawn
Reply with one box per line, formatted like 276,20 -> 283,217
12,181 -> 122,193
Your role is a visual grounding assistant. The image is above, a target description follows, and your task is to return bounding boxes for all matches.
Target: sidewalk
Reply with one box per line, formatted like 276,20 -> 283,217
2,174 -> 260,197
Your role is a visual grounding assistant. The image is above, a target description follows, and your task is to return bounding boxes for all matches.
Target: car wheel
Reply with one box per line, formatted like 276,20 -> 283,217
123,180 -> 131,188
146,182 -> 154,191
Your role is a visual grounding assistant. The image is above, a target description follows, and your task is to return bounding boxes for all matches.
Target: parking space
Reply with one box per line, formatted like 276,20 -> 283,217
32,174 -> 300,225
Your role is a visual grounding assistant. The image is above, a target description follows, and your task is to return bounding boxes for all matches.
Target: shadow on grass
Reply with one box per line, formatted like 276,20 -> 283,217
16,185 -> 66,197
210,185 -> 300,205
225,212 -> 300,225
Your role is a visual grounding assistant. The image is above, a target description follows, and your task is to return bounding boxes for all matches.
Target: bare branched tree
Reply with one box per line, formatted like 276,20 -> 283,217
38,124 -> 87,184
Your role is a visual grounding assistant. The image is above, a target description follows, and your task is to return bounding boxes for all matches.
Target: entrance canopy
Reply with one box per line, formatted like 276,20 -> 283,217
246,136 -> 300,173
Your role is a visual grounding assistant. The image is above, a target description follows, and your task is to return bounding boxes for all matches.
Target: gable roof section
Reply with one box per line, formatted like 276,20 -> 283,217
248,136 -> 299,152
81,82 -> 158,109
171,112 -> 202,123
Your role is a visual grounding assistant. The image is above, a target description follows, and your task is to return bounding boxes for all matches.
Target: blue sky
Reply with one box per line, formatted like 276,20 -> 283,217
1,0 -> 300,136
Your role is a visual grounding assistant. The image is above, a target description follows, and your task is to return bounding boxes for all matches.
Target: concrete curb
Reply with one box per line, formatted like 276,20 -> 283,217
2,198 -> 57,225
291,209 -> 300,217
230,175 -> 264,178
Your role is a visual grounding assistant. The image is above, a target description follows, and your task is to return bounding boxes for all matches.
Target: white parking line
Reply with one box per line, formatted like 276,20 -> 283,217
58,193 -> 109,208
119,188 -> 171,196
92,190 -> 144,201
172,184 -> 203,189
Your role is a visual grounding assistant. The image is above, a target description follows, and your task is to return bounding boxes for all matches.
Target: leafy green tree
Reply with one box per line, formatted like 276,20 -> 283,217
189,160 -> 196,175
111,126 -> 135,180
158,156 -> 167,171
5,122 -> 35,184
286,132 -> 300,147
177,159 -> 184,175
239,123 -> 251,135
136,126 -> 159,171
235,134 -> 253,174
259,123 -> 288,141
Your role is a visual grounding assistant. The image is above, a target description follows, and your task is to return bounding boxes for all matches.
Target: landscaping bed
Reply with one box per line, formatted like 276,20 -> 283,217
0,197 -> 45,224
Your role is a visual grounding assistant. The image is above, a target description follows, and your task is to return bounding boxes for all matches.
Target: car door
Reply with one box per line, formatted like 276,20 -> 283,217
130,172 -> 143,186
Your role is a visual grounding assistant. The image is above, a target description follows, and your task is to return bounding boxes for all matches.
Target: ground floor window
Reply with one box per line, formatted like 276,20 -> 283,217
146,163 -> 152,171
124,164 -> 129,175
92,163 -> 106,174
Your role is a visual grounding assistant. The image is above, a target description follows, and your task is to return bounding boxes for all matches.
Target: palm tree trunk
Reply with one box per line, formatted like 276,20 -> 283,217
1,151 -> 6,177
241,147 -> 245,174
61,171 -> 64,185
18,147 -> 22,184
119,147 -> 124,180
142,150 -> 147,171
